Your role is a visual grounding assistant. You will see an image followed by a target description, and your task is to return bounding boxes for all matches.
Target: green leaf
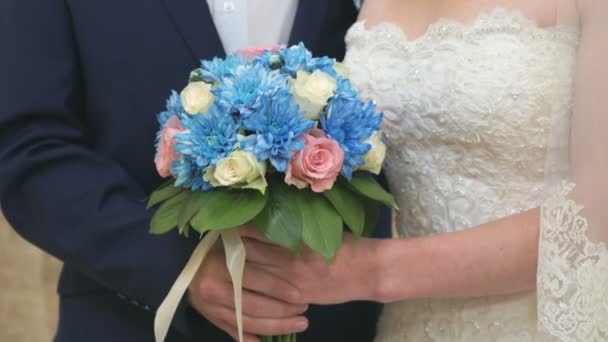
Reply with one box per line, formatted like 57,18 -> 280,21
190,189 -> 268,233
323,182 -> 365,238
347,173 -> 399,210
177,191 -> 212,236
296,191 -> 343,262
149,191 -> 189,235
254,181 -> 303,252
147,181 -> 183,209
176,192 -> 192,235
362,198 -> 381,237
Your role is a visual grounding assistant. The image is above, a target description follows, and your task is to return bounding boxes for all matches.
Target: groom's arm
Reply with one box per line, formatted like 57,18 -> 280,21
0,0 -> 197,335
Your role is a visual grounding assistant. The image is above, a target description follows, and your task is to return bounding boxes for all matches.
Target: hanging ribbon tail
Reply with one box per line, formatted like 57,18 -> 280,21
154,231 -> 221,342
222,229 -> 247,342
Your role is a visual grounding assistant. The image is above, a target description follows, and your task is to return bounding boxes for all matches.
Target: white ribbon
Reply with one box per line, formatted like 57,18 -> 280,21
222,230 -> 246,342
154,228 -> 246,342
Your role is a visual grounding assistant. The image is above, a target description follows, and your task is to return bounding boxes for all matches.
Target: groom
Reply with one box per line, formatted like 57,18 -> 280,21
0,0 -> 390,341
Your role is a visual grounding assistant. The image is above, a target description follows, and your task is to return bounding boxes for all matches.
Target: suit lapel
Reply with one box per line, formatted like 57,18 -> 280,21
161,0 -> 224,61
289,0 -> 329,49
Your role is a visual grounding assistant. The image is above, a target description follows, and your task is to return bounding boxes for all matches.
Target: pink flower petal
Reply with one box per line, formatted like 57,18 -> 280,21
284,134 -> 344,192
238,44 -> 285,61
155,116 -> 185,178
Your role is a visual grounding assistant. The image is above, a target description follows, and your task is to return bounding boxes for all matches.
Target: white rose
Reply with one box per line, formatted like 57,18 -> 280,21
203,151 -> 268,194
289,70 -> 337,120
180,81 -> 215,115
359,131 -> 387,175
333,61 -> 349,78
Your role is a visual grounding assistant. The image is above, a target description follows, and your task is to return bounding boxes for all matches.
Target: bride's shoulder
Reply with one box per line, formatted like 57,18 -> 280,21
345,0 -> 408,47
352,0 -> 410,29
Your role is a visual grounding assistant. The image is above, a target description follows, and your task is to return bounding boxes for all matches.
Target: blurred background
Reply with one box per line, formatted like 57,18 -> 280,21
1,212 -> 61,341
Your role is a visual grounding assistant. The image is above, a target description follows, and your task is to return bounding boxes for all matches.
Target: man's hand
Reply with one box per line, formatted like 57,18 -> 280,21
188,243 -> 309,342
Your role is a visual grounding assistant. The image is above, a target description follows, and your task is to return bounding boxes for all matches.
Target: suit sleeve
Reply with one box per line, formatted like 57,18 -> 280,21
0,0 -> 198,335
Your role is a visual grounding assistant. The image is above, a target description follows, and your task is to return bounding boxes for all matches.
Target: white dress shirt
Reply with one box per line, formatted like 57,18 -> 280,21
206,0 -> 299,54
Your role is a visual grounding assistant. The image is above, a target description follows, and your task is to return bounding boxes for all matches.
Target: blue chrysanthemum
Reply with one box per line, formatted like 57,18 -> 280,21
176,105 -> 239,167
200,53 -> 247,84
321,79 -> 383,178
257,43 -> 337,77
157,91 -> 184,126
308,56 -> 337,76
212,63 -> 287,119
333,77 -> 359,101
153,92 -> 211,190
171,105 -> 239,190
241,90 -> 315,172
279,43 -> 312,76
166,90 -> 185,114
172,158 -> 211,191
155,91 -> 186,157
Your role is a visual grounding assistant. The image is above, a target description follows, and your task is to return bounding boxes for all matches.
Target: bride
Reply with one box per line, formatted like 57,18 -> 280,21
242,0 -> 608,341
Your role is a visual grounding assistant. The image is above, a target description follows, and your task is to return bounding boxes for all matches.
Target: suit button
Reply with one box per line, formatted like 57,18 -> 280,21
223,1 -> 235,13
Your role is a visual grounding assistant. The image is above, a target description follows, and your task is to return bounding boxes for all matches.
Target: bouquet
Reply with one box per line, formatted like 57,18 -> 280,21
149,44 -> 398,342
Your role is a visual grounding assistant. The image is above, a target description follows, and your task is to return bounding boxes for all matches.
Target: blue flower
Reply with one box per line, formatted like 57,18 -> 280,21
308,56 -> 337,76
154,92 -> 212,191
279,43 -> 312,76
166,90 -> 185,114
257,43 -> 337,77
333,77 -> 359,101
241,90 -> 315,171
200,54 -> 247,84
321,79 -> 383,178
212,63 -> 287,119
172,158 -> 211,191
155,91 -> 185,152
157,91 -> 184,125
172,105 -> 239,190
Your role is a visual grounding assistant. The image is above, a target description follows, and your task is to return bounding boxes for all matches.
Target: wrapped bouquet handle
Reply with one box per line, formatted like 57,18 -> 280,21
154,229 -> 246,342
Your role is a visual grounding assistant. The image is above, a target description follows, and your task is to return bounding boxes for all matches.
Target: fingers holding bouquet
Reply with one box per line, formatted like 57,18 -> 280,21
241,226 -> 385,306
188,242 -> 309,341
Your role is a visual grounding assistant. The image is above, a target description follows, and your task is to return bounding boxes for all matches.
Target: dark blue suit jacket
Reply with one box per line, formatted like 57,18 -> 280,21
0,0 -> 390,341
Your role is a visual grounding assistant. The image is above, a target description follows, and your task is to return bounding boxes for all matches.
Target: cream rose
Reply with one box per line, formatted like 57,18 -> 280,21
203,151 -> 267,194
180,81 -> 214,115
359,131 -> 387,175
289,70 -> 337,120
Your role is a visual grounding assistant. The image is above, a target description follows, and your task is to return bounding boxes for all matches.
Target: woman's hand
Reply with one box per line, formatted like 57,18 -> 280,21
240,227 -> 386,306
234,207 -> 541,317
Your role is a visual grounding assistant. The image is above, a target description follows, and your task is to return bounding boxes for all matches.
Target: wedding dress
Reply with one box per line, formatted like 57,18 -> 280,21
344,2 -> 607,341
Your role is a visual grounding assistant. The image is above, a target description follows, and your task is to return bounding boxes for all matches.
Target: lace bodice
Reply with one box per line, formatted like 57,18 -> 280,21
344,9 -> 584,342
345,10 -> 578,238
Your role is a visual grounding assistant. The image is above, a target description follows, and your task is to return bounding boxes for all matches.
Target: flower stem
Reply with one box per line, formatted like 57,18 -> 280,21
261,334 -> 296,342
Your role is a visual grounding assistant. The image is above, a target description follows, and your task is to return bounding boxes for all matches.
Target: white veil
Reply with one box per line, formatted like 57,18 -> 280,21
537,0 -> 608,340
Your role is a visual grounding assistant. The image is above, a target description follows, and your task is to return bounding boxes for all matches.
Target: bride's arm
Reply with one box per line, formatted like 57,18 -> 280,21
375,209 -> 539,302
240,208 -> 539,305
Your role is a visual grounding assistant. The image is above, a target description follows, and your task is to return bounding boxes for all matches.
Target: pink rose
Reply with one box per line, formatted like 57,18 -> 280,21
285,132 -> 344,193
237,44 -> 284,61
155,115 -> 185,178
